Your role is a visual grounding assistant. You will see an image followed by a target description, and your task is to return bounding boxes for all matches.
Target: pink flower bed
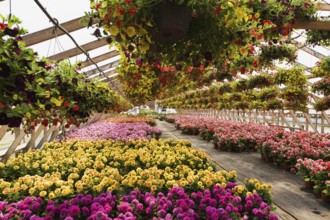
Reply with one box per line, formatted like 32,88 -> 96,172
296,158 -> 330,197
168,115 -> 283,152
65,122 -> 162,141
166,115 -> 330,195
262,131 -> 330,169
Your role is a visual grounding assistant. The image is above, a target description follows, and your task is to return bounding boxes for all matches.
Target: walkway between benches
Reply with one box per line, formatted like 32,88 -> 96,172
156,120 -> 330,220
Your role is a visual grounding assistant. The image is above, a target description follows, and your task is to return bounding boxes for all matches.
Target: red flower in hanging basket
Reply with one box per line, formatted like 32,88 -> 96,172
0,22 -> 8,31
41,119 -> 48,127
73,105 -> 79,111
64,102 -> 70,107
116,5 -> 125,16
95,3 -> 101,11
215,6 -> 221,15
130,7 -> 136,16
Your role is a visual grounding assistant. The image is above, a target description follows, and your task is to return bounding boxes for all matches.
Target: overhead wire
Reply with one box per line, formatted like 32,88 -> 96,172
33,0 -> 133,107
9,0 -> 11,17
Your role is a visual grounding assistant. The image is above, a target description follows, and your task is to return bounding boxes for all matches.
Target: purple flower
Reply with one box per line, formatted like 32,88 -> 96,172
118,202 -> 133,213
21,209 -> 32,218
82,196 -> 93,205
68,205 -> 80,216
31,203 -> 40,212
46,205 -> 56,215
270,213 -> 279,220
60,208 -> 69,218
136,203 -> 144,212
71,198 -> 80,205
82,206 -> 90,217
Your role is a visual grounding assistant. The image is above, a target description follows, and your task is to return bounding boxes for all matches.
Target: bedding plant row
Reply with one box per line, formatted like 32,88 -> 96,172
99,116 -> 156,126
64,122 -> 161,141
0,138 -> 277,219
165,115 -> 330,200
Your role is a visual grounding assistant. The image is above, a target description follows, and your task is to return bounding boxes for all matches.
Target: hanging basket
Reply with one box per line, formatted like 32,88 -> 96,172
153,2 -> 192,43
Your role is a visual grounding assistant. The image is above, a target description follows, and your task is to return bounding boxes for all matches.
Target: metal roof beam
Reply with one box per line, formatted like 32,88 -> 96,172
23,16 -> 96,46
47,39 -> 108,62
80,51 -> 119,67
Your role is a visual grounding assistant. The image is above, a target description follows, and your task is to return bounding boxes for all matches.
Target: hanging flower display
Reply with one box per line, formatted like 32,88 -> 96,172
85,0 -> 317,100
0,14 -> 131,130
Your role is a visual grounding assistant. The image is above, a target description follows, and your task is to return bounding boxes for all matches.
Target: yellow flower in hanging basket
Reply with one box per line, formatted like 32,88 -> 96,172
109,26 -> 119,36
139,43 -> 150,54
125,26 -> 136,38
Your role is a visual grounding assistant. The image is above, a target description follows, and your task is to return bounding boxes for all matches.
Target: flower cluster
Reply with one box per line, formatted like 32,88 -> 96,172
167,115 -> 330,175
261,130 -> 330,171
0,139 -> 238,201
169,115 -> 283,152
0,15 -> 131,130
158,66 -> 307,111
99,116 -> 156,126
312,57 -> 330,111
296,158 -> 330,196
0,185 -> 278,220
65,122 -> 161,141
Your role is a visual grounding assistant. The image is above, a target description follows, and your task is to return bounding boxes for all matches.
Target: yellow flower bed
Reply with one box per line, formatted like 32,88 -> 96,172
0,139 -> 230,200
0,139 -> 272,203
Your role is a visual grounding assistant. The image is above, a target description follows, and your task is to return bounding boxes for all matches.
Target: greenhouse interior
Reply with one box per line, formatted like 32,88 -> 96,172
1,0 -> 330,219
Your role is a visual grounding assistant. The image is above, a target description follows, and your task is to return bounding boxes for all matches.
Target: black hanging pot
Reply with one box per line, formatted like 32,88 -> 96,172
153,1 -> 192,43
7,116 -> 22,128
0,113 -> 9,125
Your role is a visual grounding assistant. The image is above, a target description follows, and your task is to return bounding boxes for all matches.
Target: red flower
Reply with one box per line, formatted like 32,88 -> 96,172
116,20 -> 122,28
125,0 -> 132,4
248,45 -> 255,54
41,119 -> 48,127
95,3 -> 101,11
263,20 -> 272,25
0,102 -> 4,108
116,6 -> 125,15
0,23 -> 8,31
235,40 -> 242,46
252,60 -> 258,68
73,105 -> 79,111
215,6 -> 221,15
129,7 -> 136,16
199,65 -> 205,71
187,66 -> 193,73
64,102 -> 70,107
240,67 -> 246,74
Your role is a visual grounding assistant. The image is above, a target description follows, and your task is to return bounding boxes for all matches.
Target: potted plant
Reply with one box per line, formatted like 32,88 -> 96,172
86,0 -> 317,96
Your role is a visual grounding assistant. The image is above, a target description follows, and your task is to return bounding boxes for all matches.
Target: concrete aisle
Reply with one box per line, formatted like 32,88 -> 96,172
156,120 -> 330,220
